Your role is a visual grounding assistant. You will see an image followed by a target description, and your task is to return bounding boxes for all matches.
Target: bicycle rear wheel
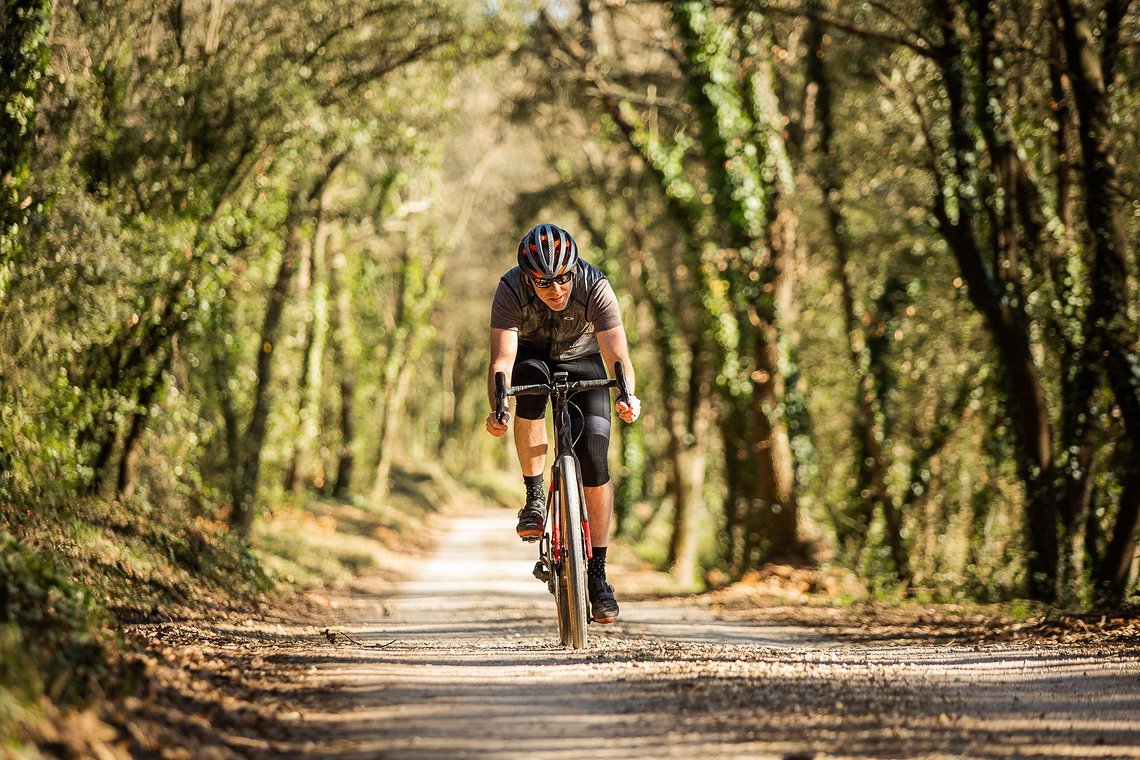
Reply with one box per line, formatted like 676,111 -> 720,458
557,454 -> 589,649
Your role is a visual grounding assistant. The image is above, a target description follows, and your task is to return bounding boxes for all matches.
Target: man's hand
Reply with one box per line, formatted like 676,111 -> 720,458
615,395 -> 641,424
485,410 -> 511,437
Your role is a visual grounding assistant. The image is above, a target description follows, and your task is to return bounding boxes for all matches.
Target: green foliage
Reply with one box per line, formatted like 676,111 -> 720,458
516,0 -> 1140,604
0,490 -> 278,749
0,0 -> 505,514
0,0 -> 52,303
0,530 -> 114,706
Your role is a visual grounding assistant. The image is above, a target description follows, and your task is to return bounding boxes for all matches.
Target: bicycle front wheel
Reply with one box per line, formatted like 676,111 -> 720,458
557,454 -> 589,649
550,484 -> 571,646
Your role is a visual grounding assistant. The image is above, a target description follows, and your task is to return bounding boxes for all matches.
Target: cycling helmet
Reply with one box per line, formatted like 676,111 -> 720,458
517,223 -> 579,280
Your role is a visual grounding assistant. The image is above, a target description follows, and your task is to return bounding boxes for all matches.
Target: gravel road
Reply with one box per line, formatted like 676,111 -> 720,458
273,507 -> 1140,759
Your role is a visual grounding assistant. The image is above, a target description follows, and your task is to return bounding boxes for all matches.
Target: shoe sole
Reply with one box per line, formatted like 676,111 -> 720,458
592,614 -> 619,624
517,528 -> 542,542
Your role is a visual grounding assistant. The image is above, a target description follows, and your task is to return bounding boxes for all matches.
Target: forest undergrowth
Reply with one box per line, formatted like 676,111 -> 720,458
0,462 -> 468,759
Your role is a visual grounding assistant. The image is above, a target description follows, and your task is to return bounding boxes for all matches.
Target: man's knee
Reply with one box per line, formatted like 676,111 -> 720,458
575,415 -> 611,487
511,359 -> 550,419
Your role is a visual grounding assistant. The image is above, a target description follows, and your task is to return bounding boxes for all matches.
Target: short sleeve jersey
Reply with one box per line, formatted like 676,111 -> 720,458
490,260 -> 621,361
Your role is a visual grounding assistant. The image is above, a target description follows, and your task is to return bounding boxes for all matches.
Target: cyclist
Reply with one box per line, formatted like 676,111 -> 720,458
484,222 -> 641,624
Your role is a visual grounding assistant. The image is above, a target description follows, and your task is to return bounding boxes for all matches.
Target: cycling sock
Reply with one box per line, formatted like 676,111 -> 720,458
523,473 -> 545,503
588,546 -> 607,579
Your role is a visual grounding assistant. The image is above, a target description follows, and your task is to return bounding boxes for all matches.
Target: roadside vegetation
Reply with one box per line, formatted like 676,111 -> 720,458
0,463 -> 469,757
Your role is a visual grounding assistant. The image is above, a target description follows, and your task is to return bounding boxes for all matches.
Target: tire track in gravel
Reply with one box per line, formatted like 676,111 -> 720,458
274,507 -> 1140,759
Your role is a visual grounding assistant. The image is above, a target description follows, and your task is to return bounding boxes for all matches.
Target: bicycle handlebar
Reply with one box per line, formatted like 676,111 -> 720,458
494,361 -> 633,422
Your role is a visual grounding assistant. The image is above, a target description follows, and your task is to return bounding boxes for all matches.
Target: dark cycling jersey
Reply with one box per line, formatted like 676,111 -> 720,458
490,261 -> 622,361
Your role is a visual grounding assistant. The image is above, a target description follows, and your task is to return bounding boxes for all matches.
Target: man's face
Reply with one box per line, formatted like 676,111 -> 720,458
532,271 -> 574,311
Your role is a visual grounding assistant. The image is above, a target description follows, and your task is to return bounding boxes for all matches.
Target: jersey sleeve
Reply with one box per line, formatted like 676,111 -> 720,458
587,279 -> 623,331
489,279 -> 522,330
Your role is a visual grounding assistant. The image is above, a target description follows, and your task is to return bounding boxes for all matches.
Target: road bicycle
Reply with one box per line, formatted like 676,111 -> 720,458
494,361 -> 630,649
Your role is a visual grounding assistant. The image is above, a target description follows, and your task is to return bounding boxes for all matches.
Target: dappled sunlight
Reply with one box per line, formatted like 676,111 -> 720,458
263,509 -> 1140,758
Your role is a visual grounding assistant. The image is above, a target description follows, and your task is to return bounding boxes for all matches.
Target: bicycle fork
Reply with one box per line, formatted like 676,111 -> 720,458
532,462 -> 593,594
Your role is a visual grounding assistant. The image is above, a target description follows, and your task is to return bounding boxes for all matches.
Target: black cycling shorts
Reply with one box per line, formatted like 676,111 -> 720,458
512,348 -> 611,487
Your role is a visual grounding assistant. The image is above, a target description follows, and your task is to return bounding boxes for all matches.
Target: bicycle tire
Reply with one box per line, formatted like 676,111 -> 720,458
550,480 -> 571,646
558,454 -> 589,649
556,568 -> 572,646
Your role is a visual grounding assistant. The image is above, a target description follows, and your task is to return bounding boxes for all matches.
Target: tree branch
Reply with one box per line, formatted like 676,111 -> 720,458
611,0 -> 936,56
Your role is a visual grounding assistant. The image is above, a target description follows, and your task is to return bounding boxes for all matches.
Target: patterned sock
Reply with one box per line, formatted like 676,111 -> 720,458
523,473 -> 544,503
588,546 -> 608,579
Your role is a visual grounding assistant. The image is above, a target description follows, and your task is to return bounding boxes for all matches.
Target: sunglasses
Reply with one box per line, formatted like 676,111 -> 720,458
531,270 -> 574,288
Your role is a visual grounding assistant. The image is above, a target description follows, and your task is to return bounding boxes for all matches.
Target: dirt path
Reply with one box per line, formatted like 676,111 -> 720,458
265,507 -> 1140,759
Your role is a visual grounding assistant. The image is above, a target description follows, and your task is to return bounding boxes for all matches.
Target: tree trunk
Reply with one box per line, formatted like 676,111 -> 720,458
284,212 -> 330,493
284,322 -> 315,493
1057,0 -> 1140,601
742,329 -> 799,564
1044,12 -> 1098,598
677,2 -> 801,569
662,351 -> 689,573
209,301 -> 244,513
1056,0 -> 1140,419
805,12 -> 908,580
722,404 -> 749,574
669,343 -> 711,585
232,195 -> 305,534
931,3 -> 1058,598
284,237 -> 316,493
613,408 -> 648,536
333,373 -> 356,499
85,426 -> 119,497
1094,468 -> 1140,604
116,349 -> 174,501
629,219 -> 705,579
328,249 -> 356,499
231,151 -> 346,535
368,223 -> 445,504
436,333 -> 457,459
370,359 -> 416,505
546,4 -> 804,568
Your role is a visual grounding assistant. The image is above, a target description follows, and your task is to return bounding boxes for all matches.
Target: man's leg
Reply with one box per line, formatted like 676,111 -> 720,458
583,480 -> 619,623
510,351 -> 551,541
583,482 -> 613,549
513,414 -> 548,540
571,373 -> 620,623
513,415 -> 548,476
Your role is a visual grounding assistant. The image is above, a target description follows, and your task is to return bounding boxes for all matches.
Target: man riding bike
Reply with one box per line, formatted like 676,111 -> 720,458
484,223 -> 641,624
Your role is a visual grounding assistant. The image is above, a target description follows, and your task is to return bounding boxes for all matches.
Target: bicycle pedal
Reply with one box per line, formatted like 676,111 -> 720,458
532,561 -> 551,583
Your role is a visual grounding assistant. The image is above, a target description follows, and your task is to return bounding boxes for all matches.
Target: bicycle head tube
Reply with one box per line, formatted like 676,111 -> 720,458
550,372 -> 575,454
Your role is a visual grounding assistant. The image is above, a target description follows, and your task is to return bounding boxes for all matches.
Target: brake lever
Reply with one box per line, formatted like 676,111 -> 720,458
614,361 -> 632,408
494,371 -> 508,424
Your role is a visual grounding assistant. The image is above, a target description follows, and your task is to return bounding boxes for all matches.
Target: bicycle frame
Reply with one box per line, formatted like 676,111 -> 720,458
549,371 -> 594,558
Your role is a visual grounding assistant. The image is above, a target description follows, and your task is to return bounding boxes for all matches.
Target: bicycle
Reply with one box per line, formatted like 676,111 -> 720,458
494,361 -> 631,649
